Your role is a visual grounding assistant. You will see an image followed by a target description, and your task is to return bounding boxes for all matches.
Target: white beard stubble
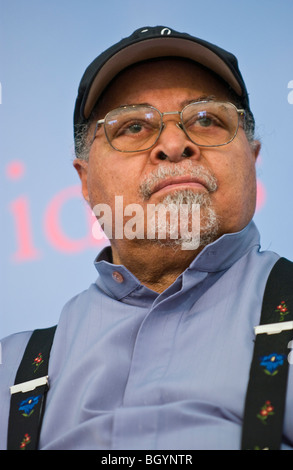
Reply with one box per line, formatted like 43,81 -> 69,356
139,162 -> 219,249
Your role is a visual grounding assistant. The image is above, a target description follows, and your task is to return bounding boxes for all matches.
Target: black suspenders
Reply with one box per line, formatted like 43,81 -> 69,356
7,326 -> 56,450
241,257 -> 293,450
6,258 -> 293,450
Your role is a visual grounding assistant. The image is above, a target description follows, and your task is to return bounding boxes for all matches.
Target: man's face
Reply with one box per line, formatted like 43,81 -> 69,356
74,59 -> 260,254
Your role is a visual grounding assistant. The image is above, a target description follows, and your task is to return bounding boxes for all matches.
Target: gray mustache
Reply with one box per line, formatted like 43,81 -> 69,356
139,162 -> 218,200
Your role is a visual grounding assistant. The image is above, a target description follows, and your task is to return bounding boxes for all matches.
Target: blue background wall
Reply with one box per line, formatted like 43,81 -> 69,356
1,0 -> 293,338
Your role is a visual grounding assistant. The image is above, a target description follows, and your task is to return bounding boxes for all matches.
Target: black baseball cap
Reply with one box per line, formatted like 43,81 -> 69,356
74,25 -> 252,144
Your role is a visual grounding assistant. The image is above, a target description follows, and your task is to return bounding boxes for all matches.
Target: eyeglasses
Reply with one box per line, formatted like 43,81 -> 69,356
93,101 -> 245,153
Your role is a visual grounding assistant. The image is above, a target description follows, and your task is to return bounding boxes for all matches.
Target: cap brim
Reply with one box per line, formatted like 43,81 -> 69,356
83,37 -> 243,119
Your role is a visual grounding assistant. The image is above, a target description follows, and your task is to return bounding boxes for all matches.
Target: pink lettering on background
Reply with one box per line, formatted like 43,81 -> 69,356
5,159 -> 267,263
256,180 -> 266,211
9,196 -> 42,262
6,161 -> 104,262
5,160 -> 25,180
44,185 -> 102,253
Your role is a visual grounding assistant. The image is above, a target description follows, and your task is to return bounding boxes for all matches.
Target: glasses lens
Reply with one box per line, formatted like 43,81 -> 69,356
182,102 -> 239,147
104,106 -> 161,152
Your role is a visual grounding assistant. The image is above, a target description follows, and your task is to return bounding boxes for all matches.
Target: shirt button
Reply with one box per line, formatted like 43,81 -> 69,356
112,271 -> 124,283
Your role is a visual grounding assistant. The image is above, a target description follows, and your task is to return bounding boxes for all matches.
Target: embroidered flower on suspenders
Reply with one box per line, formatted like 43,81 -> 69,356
32,353 -> 44,372
257,401 -> 274,424
259,353 -> 286,376
18,395 -> 42,417
275,301 -> 289,322
20,433 -> 31,450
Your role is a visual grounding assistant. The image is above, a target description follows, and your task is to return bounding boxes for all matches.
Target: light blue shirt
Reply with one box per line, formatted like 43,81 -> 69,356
1,221 -> 292,450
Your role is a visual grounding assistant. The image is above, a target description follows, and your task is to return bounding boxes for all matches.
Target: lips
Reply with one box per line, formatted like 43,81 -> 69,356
152,175 -> 208,196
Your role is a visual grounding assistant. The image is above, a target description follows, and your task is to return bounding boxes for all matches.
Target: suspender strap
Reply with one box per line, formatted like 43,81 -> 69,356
241,257 -> 293,450
7,325 -> 56,450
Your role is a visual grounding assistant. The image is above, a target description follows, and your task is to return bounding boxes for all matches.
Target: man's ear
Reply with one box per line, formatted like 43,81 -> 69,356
73,158 -> 90,202
252,140 -> 261,162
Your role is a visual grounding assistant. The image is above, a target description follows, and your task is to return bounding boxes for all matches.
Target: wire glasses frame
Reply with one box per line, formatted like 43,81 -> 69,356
92,101 -> 245,153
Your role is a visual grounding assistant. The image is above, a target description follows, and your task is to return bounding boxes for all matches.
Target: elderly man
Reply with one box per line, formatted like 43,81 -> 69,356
1,26 -> 293,451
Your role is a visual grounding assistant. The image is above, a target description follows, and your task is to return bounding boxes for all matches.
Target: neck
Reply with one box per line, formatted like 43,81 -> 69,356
111,240 -> 201,293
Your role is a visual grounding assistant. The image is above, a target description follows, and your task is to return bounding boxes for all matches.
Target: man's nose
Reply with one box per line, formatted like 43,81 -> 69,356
149,120 -> 201,164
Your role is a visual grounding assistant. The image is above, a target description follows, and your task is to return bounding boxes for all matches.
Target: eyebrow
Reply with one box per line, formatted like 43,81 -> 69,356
118,95 -> 217,109
180,95 -> 216,107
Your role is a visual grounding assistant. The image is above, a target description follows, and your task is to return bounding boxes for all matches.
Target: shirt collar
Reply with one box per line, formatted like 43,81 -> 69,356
94,220 -> 260,300
189,220 -> 260,272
